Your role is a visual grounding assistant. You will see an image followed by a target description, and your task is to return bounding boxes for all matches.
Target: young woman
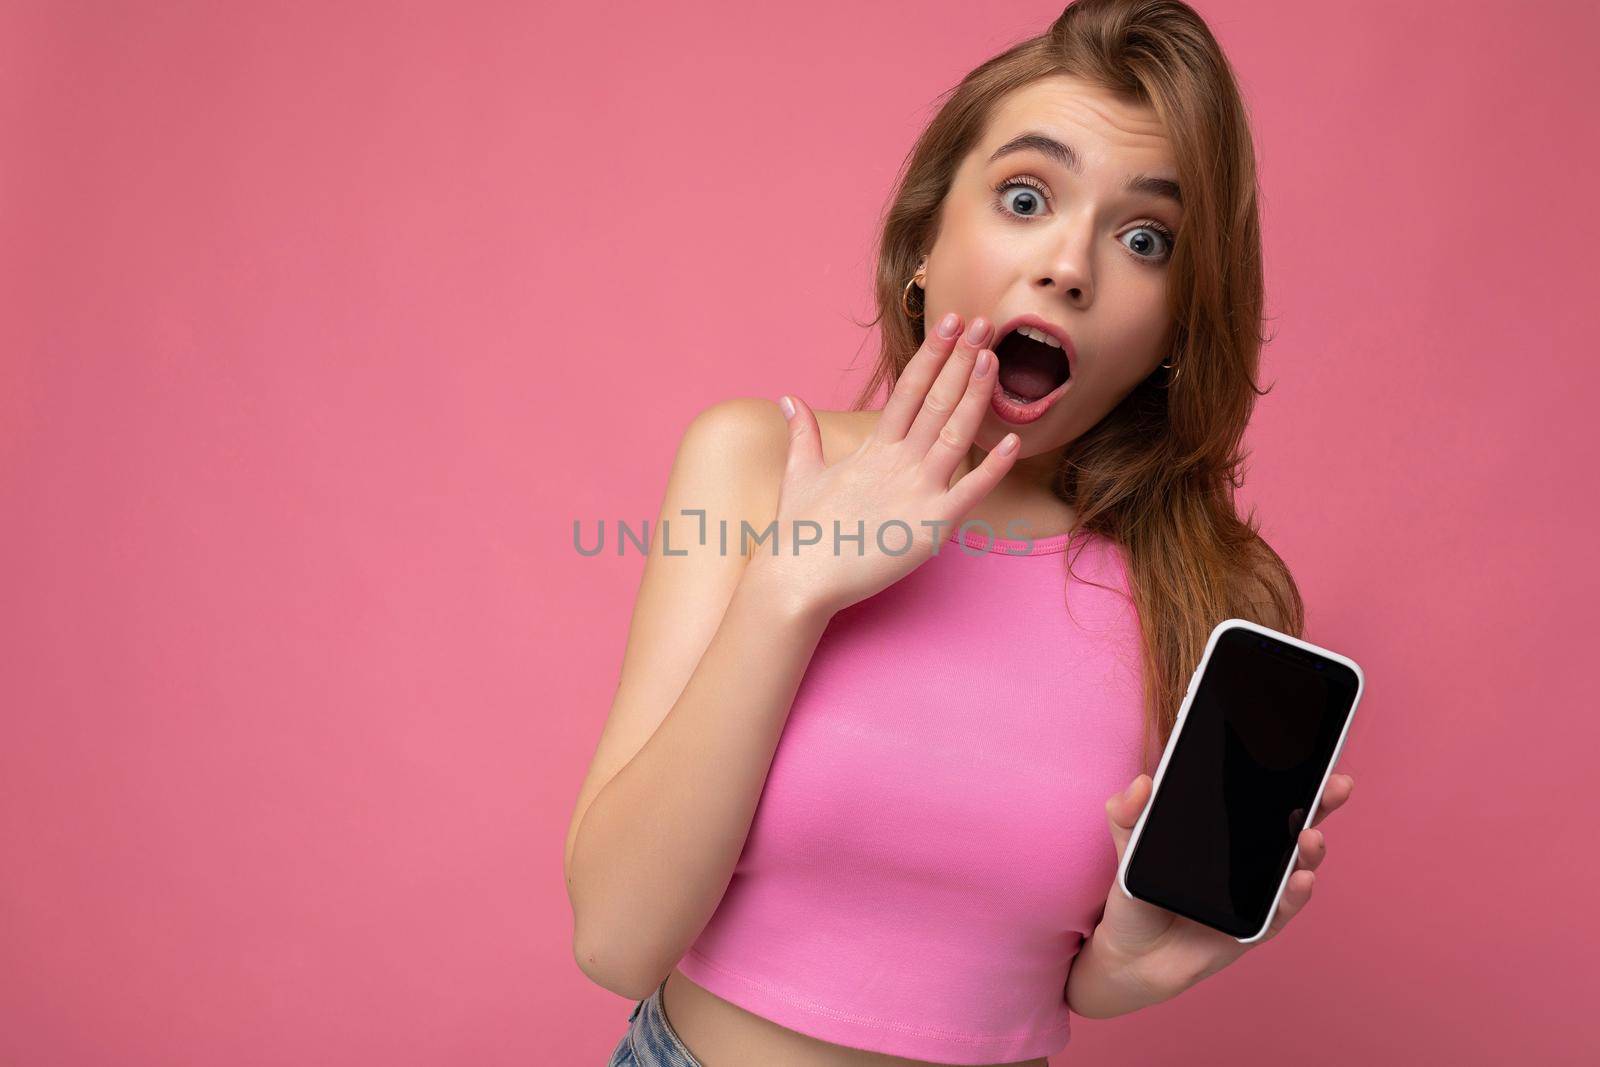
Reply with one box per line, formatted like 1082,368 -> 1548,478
567,2 -> 1356,1064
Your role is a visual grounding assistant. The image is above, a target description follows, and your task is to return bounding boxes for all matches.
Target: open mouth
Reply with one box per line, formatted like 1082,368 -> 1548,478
990,326 -> 1073,424
994,328 -> 1071,403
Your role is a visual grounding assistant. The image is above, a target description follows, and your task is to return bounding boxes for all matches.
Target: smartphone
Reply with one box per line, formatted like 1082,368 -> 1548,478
1116,618 -> 1364,943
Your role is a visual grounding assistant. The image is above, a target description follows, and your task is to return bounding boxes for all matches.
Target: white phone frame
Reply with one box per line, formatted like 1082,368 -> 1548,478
1115,617 -> 1365,944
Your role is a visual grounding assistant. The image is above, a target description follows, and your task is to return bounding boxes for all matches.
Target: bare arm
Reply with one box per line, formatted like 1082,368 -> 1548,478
565,396 -> 831,1000
567,313 -> 1015,999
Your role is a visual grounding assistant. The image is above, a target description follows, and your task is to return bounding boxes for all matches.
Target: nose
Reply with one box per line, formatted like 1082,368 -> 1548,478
1036,228 -> 1093,306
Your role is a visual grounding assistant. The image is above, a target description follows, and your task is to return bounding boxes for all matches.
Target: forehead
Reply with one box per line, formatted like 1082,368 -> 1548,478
977,75 -> 1174,173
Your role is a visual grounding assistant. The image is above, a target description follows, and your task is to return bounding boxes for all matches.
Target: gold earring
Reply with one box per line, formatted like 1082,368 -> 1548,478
901,263 -> 927,320
1158,357 -> 1183,388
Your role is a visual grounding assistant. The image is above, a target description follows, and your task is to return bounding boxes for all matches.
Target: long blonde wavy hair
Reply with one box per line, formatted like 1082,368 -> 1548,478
850,0 -> 1304,771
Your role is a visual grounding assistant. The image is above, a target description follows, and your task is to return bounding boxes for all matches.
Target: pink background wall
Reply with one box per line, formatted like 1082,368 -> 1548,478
3,1 -> 1595,1063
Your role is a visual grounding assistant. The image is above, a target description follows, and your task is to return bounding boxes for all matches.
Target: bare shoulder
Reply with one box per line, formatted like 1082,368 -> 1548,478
561,397 -> 880,889
692,397 -> 878,455
688,398 -> 880,515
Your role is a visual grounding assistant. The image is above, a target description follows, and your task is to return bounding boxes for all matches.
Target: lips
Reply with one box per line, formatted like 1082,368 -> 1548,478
989,371 -> 1072,425
987,314 -> 1076,426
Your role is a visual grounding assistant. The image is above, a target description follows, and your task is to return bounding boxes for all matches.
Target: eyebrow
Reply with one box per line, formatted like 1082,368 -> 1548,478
987,131 -> 1182,208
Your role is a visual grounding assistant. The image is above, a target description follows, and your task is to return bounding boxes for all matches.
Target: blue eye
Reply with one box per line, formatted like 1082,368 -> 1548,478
989,174 -> 1177,265
991,176 -> 1052,218
1121,223 -> 1176,261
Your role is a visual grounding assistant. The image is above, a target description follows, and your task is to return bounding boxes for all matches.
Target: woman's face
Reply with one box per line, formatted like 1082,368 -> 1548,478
922,74 -> 1183,462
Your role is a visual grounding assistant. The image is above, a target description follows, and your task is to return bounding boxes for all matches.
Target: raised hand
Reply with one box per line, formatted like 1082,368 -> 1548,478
750,314 -> 1020,621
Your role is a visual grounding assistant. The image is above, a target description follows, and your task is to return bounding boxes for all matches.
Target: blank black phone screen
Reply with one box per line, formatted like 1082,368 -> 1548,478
1124,626 -> 1359,938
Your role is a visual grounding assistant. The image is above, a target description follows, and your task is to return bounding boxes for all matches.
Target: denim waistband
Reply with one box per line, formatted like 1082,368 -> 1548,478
613,977 -> 702,1067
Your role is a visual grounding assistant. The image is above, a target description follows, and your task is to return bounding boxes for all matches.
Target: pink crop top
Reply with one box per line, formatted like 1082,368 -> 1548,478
675,525 -> 1148,1064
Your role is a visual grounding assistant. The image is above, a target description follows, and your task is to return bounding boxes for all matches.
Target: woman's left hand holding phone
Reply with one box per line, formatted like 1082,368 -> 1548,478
1067,771 -> 1357,1017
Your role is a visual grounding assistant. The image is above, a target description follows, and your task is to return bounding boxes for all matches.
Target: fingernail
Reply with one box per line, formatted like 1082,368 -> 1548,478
998,433 -> 1019,454
937,312 -> 960,339
964,317 -> 988,344
778,395 -> 794,419
975,350 -> 991,376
